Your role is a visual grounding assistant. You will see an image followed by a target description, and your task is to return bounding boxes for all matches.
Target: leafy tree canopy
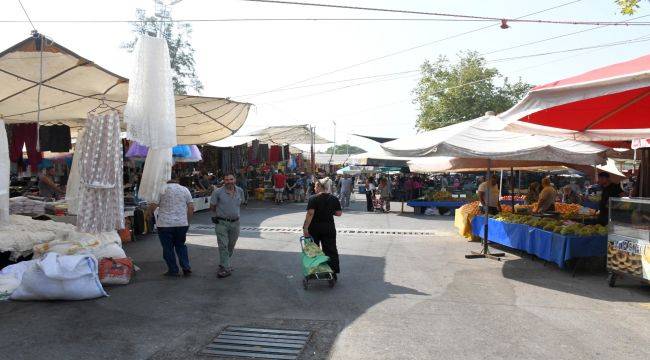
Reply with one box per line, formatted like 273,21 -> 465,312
413,51 -> 531,130
324,145 -> 366,154
122,1 -> 203,95
616,0 -> 644,14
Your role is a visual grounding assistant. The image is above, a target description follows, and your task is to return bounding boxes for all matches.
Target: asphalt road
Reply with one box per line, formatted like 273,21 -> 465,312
1,195 -> 650,360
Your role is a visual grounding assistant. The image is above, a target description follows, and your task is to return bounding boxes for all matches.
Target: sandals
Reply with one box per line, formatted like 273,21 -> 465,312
217,266 -> 231,278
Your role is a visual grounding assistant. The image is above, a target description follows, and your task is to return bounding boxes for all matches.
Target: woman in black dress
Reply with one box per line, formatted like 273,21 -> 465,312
302,178 -> 343,278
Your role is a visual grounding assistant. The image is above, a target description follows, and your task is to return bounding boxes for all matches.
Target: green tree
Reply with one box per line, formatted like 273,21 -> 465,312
122,1 -> 203,95
413,51 -> 531,130
324,145 -> 366,155
616,0 -> 644,14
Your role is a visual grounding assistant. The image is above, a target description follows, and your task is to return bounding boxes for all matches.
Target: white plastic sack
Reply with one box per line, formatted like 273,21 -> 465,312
0,258 -> 35,282
0,274 -> 21,300
0,259 -> 35,299
10,253 -> 107,301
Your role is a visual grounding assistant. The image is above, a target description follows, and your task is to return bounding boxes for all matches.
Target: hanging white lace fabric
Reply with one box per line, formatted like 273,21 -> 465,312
123,35 -> 177,149
124,35 -> 177,203
65,129 -> 84,215
0,119 -> 9,225
138,148 -> 172,203
76,112 -> 124,233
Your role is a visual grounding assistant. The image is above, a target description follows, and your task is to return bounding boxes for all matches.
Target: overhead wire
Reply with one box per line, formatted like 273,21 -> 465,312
16,0 -> 36,32
236,29 -> 650,101
243,0 -> 583,94
1,17 -> 649,24
240,0 -> 645,26
483,13 -> 650,56
319,32 -> 650,121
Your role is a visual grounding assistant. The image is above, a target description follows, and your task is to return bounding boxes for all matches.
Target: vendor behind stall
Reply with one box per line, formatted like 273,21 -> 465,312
561,185 -> 581,204
597,171 -> 624,225
477,175 -> 500,215
38,166 -> 64,199
536,177 -> 557,213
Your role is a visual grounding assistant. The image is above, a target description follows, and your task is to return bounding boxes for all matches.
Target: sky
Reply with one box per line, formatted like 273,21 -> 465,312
1,0 -> 649,151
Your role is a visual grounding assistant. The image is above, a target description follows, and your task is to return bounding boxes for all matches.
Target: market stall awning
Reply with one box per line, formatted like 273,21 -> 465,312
314,153 -> 349,166
381,113 -> 608,166
407,156 -> 626,179
208,135 -> 258,148
0,34 -> 251,144
245,125 -> 331,145
347,151 -> 410,167
502,54 -> 650,141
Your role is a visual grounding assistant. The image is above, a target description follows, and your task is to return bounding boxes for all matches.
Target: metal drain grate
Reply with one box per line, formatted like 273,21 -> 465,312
190,225 -> 441,236
201,326 -> 311,359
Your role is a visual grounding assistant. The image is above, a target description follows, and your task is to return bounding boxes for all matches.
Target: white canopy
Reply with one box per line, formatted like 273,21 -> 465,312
381,113 -> 608,166
245,125 -> 331,145
407,156 -> 626,179
0,35 -> 251,144
347,151 -> 410,167
208,135 -> 258,148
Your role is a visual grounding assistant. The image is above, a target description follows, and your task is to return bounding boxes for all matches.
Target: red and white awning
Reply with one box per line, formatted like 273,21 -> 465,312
503,54 -> 650,141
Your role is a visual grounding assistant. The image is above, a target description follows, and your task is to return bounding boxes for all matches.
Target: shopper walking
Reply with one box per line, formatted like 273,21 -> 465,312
303,178 -> 343,279
210,173 -> 245,278
378,178 -> 391,212
273,170 -> 287,204
149,176 -> 194,277
365,176 -> 376,212
339,174 -> 353,208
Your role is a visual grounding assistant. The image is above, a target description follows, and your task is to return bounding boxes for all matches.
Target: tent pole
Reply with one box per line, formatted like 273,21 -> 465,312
499,169 -> 504,198
510,167 -> 515,211
466,158 -> 504,260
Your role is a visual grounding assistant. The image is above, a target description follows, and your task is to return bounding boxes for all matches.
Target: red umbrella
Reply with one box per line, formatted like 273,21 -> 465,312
503,54 -> 650,141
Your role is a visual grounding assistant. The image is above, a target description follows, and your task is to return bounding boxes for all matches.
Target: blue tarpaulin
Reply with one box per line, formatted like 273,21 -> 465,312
471,217 -> 607,268
407,201 -> 467,209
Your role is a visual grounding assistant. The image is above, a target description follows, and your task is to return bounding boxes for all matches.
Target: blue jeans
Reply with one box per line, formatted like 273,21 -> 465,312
158,226 -> 190,274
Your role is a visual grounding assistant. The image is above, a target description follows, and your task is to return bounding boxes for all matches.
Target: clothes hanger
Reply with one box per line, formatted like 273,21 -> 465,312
88,97 -> 120,115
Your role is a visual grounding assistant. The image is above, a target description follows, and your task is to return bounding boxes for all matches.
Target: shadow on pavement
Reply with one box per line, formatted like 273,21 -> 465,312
0,239 -> 428,360
501,257 -> 650,302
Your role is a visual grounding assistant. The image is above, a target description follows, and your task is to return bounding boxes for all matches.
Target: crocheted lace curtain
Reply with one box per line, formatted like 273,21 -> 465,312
124,35 -> 176,149
124,35 -> 177,202
76,112 -> 124,233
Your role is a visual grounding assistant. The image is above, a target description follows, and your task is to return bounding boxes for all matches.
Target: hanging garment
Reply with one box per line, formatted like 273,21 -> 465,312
251,140 -> 260,162
221,148 -> 232,175
259,144 -> 269,162
0,120 -> 9,225
8,123 -> 41,172
172,145 -> 191,158
283,145 -> 290,161
76,112 -> 124,233
123,35 -> 177,149
65,129 -> 85,215
126,142 -> 149,158
200,145 -> 219,174
138,148 -> 172,203
269,145 -> 281,163
38,125 -> 71,152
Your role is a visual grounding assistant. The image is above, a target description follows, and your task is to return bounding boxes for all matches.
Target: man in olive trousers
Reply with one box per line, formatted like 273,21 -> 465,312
210,173 -> 245,279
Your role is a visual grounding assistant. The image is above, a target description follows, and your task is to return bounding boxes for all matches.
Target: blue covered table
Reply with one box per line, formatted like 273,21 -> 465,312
471,217 -> 606,268
407,200 -> 467,215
